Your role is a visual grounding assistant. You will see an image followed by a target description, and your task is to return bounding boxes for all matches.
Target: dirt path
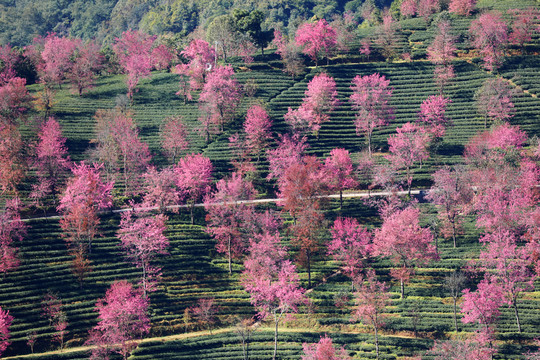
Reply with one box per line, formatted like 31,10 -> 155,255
19,189 -> 426,223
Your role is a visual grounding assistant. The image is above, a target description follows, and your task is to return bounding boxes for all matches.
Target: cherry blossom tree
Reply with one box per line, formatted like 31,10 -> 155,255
0,197 -> 25,277
417,0 -> 440,22
243,104 -> 272,162
40,34 -> 79,87
141,167 -> 180,213
469,12 -> 509,71
474,78 -> 515,128
374,14 -> 400,61
151,44 -> 173,71
266,134 -> 308,188
401,0 -> 417,18
0,77 -> 33,127
113,30 -> 156,100
427,336 -> 497,360
0,307 -> 13,357
359,39 -> 371,60
0,125 -> 25,195
93,108 -> 151,196
418,95 -> 452,139
160,115 -> 189,164
87,280 -> 150,360
175,153 -> 213,224
352,273 -> 390,360
302,335 -> 351,360
175,39 -> 216,101
295,19 -> 338,66
324,148 -> 357,208
31,117 -> 71,204
373,206 -> 438,299
427,20 -> 457,94
385,122 -> 430,196
205,172 -> 258,274
461,278 -> 503,336
190,298 -> 219,333
449,0 -> 477,16
41,292 -> 68,350
118,211 -> 169,297
328,217 -> 371,283
444,271 -> 467,332
427,165 -> 473,247
241,233 -> 306,360
68,41 -> 103,96
478,229 -> 533,333
198,65 -> 241,142
349,73 -> 394,156
273,30 -> 305,79
58,163 -> 113,253
508,8 -> 540,51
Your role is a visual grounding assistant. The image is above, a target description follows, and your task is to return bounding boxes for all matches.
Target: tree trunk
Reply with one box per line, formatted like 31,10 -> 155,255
142,262 -> 147,298
374,322 -> 380,360
190,203 -> 195,225
273,316 -> 279,360
368,131 -> 372,157
406,166 -> 412,198
452,221 -> 457,248
228,235 -> 232,274
453,297 -> 458,332
307,249 -> 311,289
400,278 -> 405,300
513,299 -> 522,333
340,190 -> 343,209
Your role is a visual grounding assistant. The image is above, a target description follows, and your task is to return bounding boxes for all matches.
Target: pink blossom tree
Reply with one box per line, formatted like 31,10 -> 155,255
0,197 -> 25,277
478,229 -> 533,333
68,40 -> 104,96
373,206 -> 438,299
175,153 -> 213,224
58,163 -> 113,253
175,39 -> 216,101
151,44 -> 173,71
160,115 -> 189,164
417,95 -> 452,139
205,172 -> 258,274
449,0 -> 477,16
118,211 -> 169,297
87,280 -> 150,360
474,78 -> 515,128
385,122 -> 430,196
141,166 -> 180,213
302,335 -> 351,360
352,273 -> 390,360
93,108 -> 151,196
0,77 -> 33,127
469,12 -> 509,71
427,20 -> 457,94
241,233 -> 306,360
41,292 -> 68,350
401,0 -> 417,18
417,0 -> 440,22
0,125 -> 25,195
39,34 -> 79,87
349,73 -> 394,156
31,117 -> 71,204
190,298 -> 219,333
508,8 -> 540,52
243,104 -> 272,162
324,148 -> 357,208
295,19 -> 338,66
266,134 -> 308,188
198,65 -> 241,142
273,30 -> 305,79
0,44 -> 18,84
285,73 -> 339,139
0,307 -> 13,357
328,217 -> 371,283
427,336 -> 497,360
113,30 -> 156,100
427,165 -> 473,247
461,279 -> 503,336
374,14 -> 400,61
